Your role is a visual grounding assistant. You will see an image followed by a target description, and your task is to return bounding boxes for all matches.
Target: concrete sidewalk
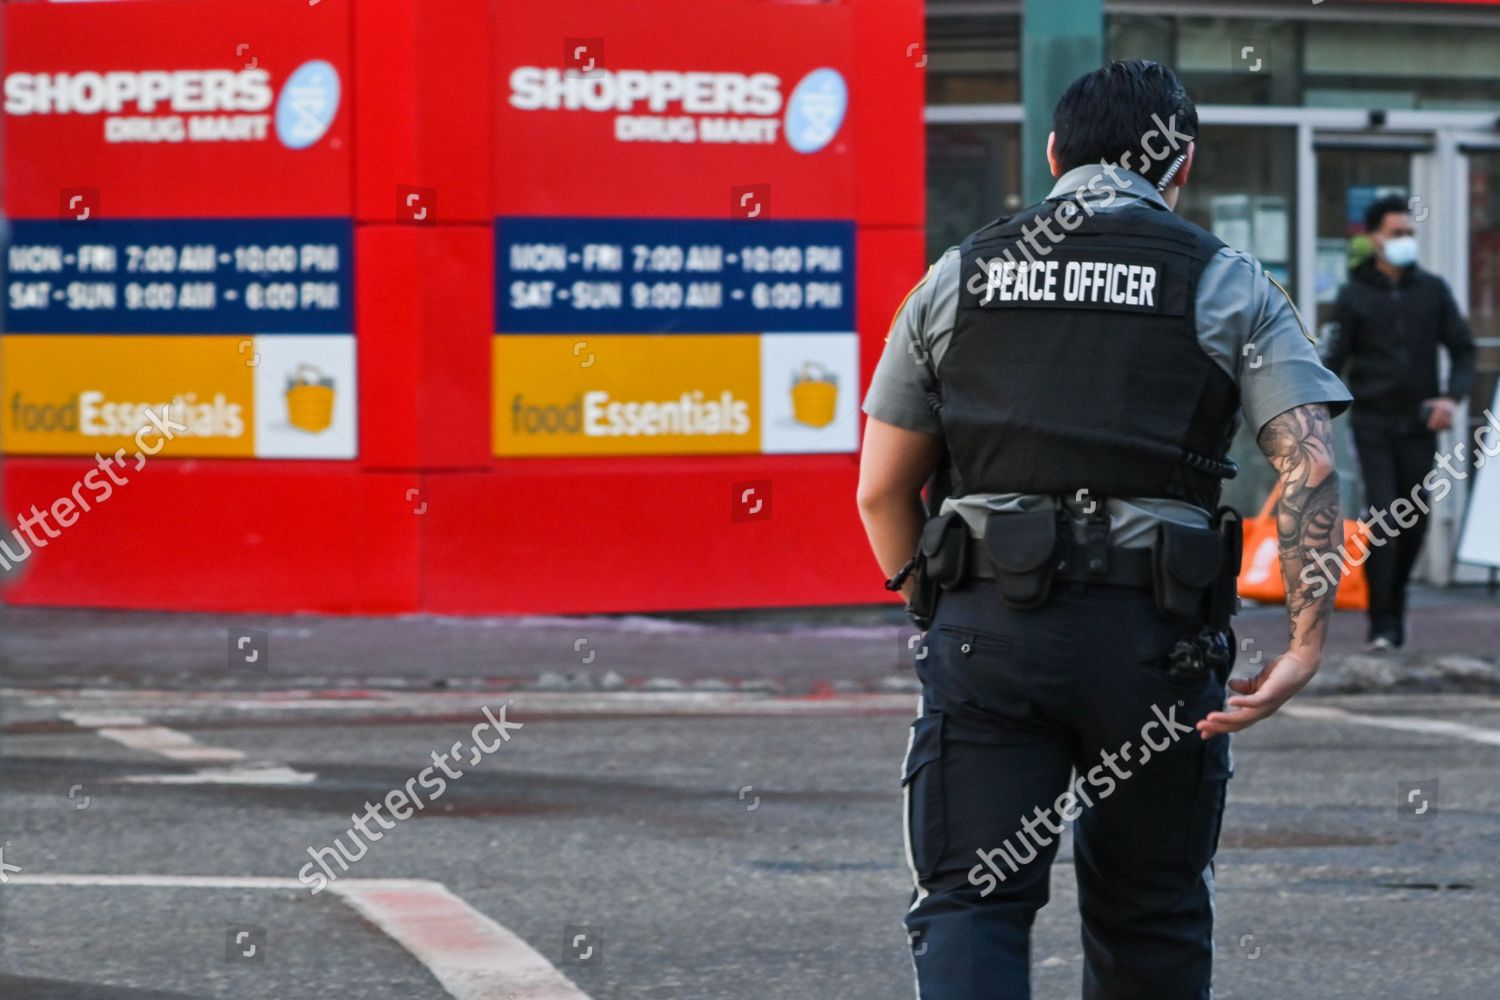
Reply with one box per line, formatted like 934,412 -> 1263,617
1,584 -> 1494,696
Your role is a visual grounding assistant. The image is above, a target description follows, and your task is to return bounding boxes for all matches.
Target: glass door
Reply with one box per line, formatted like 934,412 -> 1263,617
1312,140 -> 1424,344
924,123 -> 1022,264
1313,134 -> 1498,585
1311,137 -> 1426,529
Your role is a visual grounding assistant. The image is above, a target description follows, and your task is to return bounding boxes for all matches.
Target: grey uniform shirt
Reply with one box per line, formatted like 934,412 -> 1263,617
863,164 -> 1353,546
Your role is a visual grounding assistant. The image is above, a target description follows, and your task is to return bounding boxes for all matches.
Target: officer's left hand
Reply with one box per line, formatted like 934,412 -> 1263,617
1195,649 -> 1320,738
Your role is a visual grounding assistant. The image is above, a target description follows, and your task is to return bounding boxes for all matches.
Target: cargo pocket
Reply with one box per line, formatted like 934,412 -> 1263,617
902,712 -> 946,884
1184,733 -> 1233,873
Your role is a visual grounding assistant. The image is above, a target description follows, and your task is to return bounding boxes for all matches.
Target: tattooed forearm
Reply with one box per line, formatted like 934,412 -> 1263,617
1257,404 -> 1342,652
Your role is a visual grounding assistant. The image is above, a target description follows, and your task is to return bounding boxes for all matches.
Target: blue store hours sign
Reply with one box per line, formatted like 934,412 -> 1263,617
496,216 -> 855,335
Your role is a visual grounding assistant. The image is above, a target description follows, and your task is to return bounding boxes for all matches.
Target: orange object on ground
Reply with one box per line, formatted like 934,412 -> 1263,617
1238,485 -> 1369,611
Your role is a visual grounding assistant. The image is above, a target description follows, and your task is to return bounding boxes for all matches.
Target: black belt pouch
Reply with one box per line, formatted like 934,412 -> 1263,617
1152,521 -> 1223,620
919,511 -> 970,589
984,511 -> 1060,610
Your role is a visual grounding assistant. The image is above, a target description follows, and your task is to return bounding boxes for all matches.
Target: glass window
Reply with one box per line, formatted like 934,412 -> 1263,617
1109,15 -> 1302,106
1108,14 -> 1174,64
924,15 -> 1020,105
1171,125 -> 1300,514
924,124 -> 1022,264
1305,23 -> 1500,109
1109,13 -> 1500,110
1177,126 -> 1298,291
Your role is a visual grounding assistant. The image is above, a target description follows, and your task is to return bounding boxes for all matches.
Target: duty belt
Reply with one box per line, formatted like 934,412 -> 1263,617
964,541 -> 1156,588
904,506 -> 1240,626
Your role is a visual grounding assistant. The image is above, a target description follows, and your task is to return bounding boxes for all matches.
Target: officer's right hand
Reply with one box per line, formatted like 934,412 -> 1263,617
1423,396 -> 1456,432
1195,648 -> 1319,738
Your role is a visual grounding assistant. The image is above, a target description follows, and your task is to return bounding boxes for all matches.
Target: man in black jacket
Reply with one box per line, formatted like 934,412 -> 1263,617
1324,195 -> 1477,650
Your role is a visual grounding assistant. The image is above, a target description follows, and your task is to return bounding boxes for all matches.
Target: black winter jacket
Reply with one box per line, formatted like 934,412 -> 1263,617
1323,258 -> 1476,430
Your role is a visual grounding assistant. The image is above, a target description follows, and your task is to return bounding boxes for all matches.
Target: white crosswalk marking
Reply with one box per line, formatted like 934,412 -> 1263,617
8,875 -> 594,1000
1285,704 -> 1500,745
334,880 -> 593,1000
62,710 -> 317,785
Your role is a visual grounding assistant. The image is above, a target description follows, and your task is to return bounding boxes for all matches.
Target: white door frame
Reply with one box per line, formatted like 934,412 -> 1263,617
1446,134 -> 1500,584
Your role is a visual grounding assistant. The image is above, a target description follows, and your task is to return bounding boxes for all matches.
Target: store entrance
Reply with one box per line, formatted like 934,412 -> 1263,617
1312,133 -> 1500,582
1309,137 -> 1422,562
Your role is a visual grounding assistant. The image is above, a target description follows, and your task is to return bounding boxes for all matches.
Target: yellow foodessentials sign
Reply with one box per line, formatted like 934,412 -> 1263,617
494,334 -> 761,456
1,334 -> 358,459
2,334 -> 255,458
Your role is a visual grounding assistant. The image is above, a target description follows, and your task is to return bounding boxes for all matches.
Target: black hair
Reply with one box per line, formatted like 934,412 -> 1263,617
1364,195 -> 1411,234
1051,60 -> 1198,186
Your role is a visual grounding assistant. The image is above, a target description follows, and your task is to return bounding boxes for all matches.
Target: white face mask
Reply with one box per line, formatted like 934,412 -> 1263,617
1382,235 -> 1419,268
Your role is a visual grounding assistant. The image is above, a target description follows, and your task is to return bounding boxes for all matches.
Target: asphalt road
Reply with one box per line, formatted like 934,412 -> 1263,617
2,682 -> 1498,999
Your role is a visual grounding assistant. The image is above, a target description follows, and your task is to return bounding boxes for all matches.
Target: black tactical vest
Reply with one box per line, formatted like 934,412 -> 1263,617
940,197 -> 1239,511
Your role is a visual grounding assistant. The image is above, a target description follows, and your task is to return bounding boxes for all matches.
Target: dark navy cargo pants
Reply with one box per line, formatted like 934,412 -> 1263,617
902,578 -> 1233,1000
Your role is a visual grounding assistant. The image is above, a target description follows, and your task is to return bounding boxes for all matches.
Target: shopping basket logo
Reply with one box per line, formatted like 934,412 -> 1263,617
285,363 -> 336,433
789,361 -> 837,428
